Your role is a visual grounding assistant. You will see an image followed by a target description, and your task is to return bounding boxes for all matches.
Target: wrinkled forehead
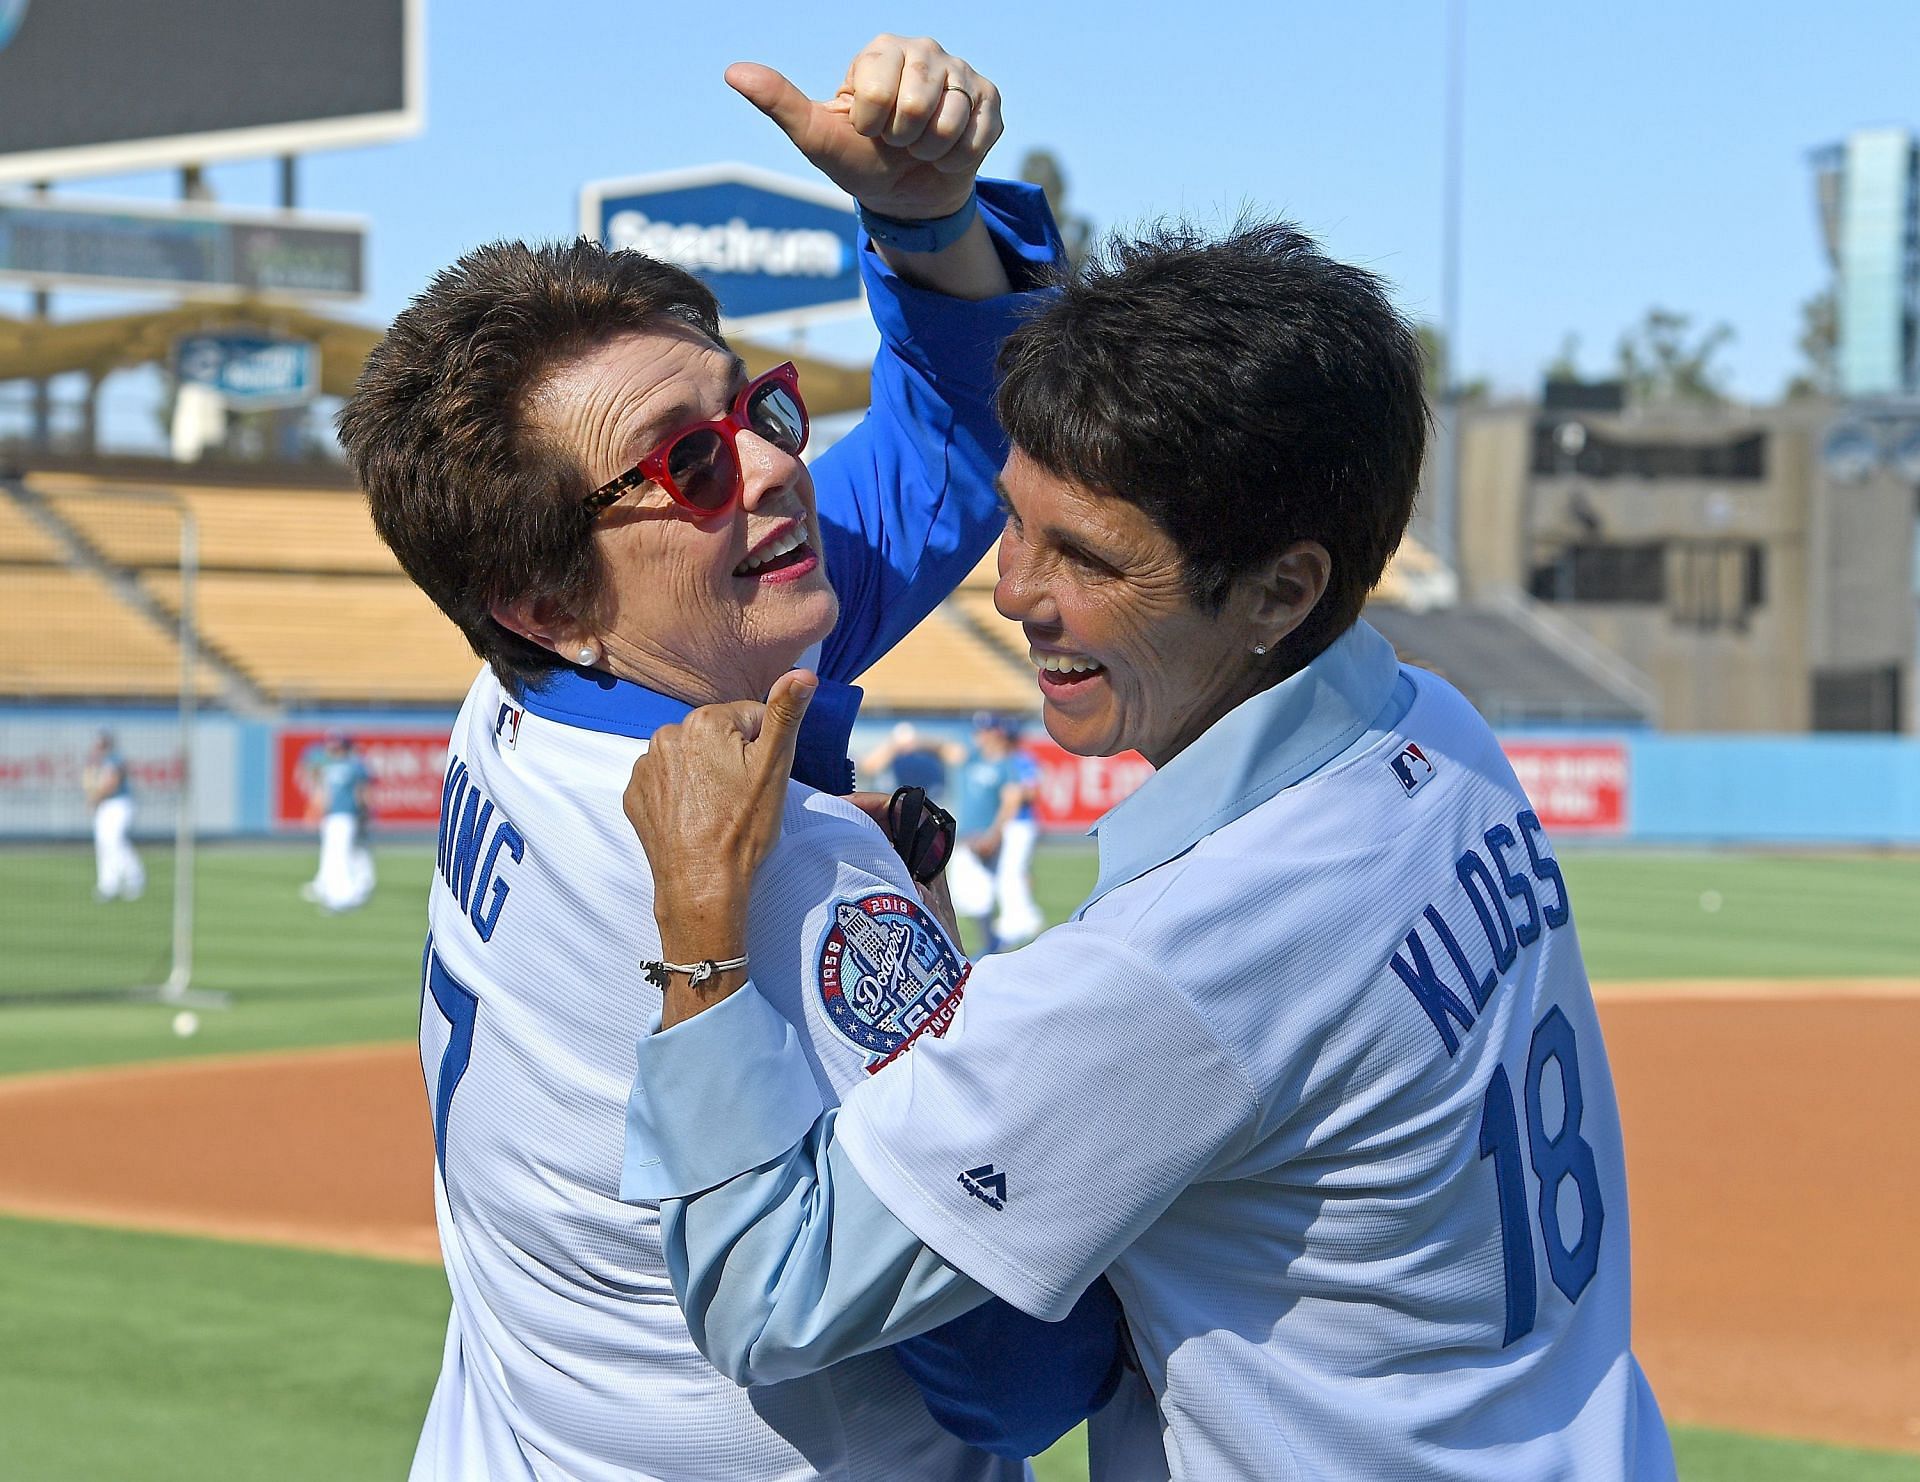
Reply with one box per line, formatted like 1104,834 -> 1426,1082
526,320 -> 744,470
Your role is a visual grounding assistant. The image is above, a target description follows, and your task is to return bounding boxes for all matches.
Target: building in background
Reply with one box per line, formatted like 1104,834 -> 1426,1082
1455,396 -> 1916,733
1813,128 -> 1920,399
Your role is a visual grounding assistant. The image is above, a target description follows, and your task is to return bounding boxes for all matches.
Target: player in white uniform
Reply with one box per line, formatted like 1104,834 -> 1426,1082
340,36 -> 1121,1482
620,222 -> 1676,1479
84,729 -> 143,901
299,732 -> 375,912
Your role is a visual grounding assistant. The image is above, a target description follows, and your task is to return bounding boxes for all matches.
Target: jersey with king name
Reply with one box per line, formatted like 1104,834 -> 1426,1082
410,666 -> 1019,1482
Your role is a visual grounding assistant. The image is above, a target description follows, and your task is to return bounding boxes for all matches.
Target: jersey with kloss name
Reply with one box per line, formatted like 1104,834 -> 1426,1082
838,668 -> 1674,1480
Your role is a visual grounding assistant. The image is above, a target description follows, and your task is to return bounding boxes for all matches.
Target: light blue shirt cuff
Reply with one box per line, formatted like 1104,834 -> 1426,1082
621,984 -> 823,1202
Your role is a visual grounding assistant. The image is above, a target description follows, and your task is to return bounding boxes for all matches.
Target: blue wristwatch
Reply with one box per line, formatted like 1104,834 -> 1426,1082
857,191 -> 979,254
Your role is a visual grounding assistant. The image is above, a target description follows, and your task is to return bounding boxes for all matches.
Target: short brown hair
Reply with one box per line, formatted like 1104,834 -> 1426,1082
997,220 -> 1428,669
337,239 -> 722,688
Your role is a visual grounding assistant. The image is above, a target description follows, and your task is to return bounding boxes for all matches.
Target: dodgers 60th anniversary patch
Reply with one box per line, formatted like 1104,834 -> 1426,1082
816,890 -> 966,1062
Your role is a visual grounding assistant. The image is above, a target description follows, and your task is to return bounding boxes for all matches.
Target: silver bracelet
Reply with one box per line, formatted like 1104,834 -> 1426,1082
640,955 -> 749,992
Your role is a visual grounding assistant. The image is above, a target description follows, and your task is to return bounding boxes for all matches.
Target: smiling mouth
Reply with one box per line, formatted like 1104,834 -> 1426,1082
734,526 -> 812,578
1030,648 -> 1105,693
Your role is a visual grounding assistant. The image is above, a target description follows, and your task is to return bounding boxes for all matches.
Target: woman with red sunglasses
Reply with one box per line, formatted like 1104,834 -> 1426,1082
341,33 -> 1124,1482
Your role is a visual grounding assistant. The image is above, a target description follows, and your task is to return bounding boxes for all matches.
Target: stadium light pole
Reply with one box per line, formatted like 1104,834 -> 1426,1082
28,179 -> 50,451
1436,0 -> 1467,576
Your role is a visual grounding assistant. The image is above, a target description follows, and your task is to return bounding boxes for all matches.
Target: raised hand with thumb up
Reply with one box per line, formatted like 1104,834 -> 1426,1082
726,35 -> 1003,231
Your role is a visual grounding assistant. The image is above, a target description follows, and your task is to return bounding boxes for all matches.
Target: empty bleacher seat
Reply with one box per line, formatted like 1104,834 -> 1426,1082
859,608 -> 1034,713
140,571 -> 479,705
0,566 -> 216,699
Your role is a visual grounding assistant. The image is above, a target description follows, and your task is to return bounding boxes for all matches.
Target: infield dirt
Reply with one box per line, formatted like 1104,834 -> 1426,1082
0,987 -> 1914,1454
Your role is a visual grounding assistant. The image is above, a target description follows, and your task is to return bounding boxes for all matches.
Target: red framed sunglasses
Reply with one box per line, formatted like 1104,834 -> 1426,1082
581,361 -> 809,518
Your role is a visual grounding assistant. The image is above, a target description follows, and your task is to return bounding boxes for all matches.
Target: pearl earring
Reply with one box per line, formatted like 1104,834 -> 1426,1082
576,646 -> 596,665
1252,643 -> 1268,656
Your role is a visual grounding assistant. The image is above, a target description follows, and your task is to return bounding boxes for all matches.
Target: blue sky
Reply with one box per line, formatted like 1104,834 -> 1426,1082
7,0 -> 1915,413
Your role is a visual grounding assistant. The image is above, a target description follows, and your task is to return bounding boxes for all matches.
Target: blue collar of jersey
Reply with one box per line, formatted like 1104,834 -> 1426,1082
1084,619 -> 1407,910
516,664 -> 862,796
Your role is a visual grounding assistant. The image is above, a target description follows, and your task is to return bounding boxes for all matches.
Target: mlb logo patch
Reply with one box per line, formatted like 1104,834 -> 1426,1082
816,890 -> 966,1062
1389,742 -> 1435,797
494,703 -> 523,751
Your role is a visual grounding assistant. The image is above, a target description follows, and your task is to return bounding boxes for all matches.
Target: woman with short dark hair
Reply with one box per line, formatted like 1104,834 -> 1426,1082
624,220 -> 1675,1481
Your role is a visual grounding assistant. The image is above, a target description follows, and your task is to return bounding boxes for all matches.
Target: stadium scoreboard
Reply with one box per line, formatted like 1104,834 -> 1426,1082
0,0 -> 421,185
0,197 -> 365,300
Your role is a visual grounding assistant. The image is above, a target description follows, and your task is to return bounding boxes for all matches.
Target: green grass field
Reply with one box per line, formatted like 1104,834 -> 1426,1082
3,842 -> 1917,1479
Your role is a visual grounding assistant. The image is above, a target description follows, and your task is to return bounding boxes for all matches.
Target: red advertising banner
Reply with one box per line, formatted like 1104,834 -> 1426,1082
1022,739 -> 1154,833
275,729 -> 451,828
1502,741 -> 1628,835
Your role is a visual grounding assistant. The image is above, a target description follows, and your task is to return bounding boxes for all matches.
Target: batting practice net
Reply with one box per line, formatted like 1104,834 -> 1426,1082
0,482 -> 200,1003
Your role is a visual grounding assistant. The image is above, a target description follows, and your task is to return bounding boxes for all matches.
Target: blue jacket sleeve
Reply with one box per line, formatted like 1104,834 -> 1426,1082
809,179 -> 1064,684
891,1276 -> 1128,1460
623,984 -> 1122,1459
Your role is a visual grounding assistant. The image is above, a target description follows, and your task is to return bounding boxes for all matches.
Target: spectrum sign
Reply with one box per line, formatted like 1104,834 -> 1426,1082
581,163 -> 862,331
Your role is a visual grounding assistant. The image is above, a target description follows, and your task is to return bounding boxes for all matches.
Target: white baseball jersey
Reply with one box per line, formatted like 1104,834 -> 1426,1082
409,665 -> 1024,1482
829,621 -> 1675,1479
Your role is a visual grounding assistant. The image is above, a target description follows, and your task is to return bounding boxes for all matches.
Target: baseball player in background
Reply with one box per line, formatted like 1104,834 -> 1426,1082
861,712 -> 1044,950
299,731 -> 375,912
944,713 -> 1043,949
624,221 -> 1676,1479
339,33 -> 1123,1482
84,728 -> 143,902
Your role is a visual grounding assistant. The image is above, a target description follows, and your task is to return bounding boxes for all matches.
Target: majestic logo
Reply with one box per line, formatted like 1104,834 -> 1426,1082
0,1 -> 29,54
493,702 -> 522,751
1390,741 -> 1436,797
958,1164 -> 1007,1210
816,890 -> 966,1060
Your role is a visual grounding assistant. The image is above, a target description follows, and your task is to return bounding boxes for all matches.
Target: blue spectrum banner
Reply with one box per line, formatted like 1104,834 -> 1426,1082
582,164 -> 860,331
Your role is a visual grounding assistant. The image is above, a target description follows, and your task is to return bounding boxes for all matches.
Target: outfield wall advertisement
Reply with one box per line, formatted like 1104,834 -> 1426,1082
272,729 -> 449,829
4,706 -> 1920,845
1502,741 -> 1628,835
0,716 -> 238,837
1019,738 -> 1628,837
1022,741 -> 1155,833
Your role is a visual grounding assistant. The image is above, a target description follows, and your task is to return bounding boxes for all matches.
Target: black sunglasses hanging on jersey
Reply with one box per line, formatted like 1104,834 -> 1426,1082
885,786 -> 956,885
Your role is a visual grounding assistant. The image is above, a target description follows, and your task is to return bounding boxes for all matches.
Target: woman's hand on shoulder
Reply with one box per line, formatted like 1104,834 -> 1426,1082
624,670 -> 817,961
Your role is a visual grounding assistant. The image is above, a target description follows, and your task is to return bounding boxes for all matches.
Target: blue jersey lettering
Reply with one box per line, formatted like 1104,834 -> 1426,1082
436,752 -> 524,942
1390,808 -> 1573,1052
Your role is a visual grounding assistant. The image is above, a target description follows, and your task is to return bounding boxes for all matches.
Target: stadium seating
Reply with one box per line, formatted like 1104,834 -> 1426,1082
14,461 -> 1648,724
1365,601 -> 1649,727
29,473 -> 394,574
7,470 -> 480,706
858,608 -> 1035,712
0,564 -> 218,699
139,570 -> 478,705
4,466 -> 1043,713
0,495 -> 66,563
